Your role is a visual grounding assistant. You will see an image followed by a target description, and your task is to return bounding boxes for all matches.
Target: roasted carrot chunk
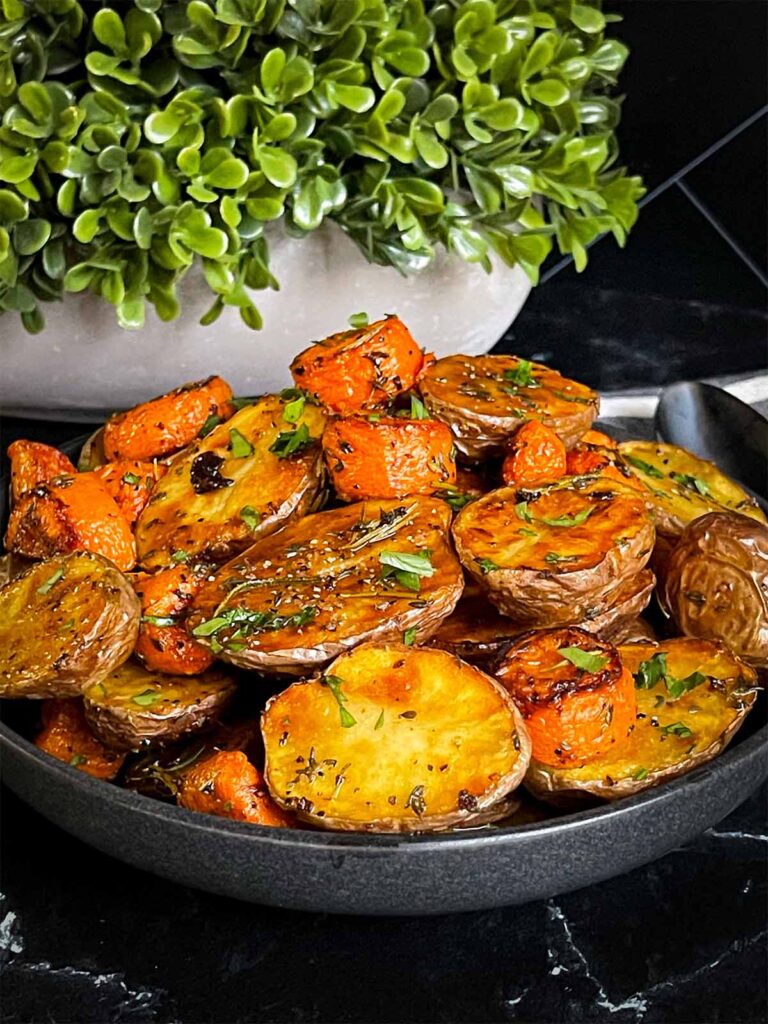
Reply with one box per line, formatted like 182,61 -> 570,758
501,421 -> 567,488
7,441 -> 77,503
565,444 -> 643,489
93,460 -> 167,525
35,699 -> 126,780
134,564 -> 214,676
178,749 -> 291,826
290,317 -> 427,415
323,415 -> 456,501
579,429 -> 617,448
4,473 -> 136,572
103,376 -> 235,462
495,627 -> 636,768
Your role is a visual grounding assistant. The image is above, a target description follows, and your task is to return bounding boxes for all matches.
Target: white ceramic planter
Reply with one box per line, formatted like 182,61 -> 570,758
0,222 -> 531,419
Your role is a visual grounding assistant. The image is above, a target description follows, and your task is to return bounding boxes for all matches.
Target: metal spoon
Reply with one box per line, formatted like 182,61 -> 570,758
654,381 -> 768,498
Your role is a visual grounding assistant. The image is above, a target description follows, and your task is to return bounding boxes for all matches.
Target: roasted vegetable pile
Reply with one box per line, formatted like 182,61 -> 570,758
1,314 -> 764,833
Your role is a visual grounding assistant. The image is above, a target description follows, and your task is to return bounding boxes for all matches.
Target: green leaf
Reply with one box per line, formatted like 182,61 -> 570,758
477,557 -> 499,574
403,627 -> 417,646
229,427 -> 253,458
13,218 -> 51,255
258,147 -> 297,189
660,721 -> 693,739
409,395 -> 430,420
322,674 -> 357,728
539,507 -> 593,528
240,505 -> 261,531
348,311 -> 369,327
558,646 -> 609,672
503,359 -> 537,387
37,567 -> 65,595
571,5 -> 606,34
379,550 -> 435,578
528,79 -> 570,106
132,689 -> 163,707
282,395 -> 305,423
623,454 -> 664,478
269,423 -> 313,458
634,652 -> 668,690
671,472 -> 710,496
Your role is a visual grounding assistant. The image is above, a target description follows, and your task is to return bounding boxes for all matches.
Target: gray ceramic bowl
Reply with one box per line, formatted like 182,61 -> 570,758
1,429 -> 766,915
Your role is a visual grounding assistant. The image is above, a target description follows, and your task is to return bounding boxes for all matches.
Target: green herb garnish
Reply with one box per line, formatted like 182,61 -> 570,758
515,500 -> 534,523
435,487 -> 474,512
543,552 -> 580,564
661,721 -> 693,738
540,507 -> 593,528
192,605 -> 318,647
240,505 -> 261,531
69,753 -> 88,767
671,472 -> 710,496
558,647 -> 609,673
632,767 -> 648,780
403,627 -> 417,646
269,424 -> 313,459
503,359 -> 537,388
634,652 -> 707,699
374,709 -> 385,730
624,454 -> 664,478
348,312 -> 369,328
282,395 -> 305,423
132,689 -> 162,707
477,557 -> 500,574
37,568 -> 64,595
409,395 -> 430,420
229,427 -> 254,458
170,549 -> 190,564
141,615 -> 177,627
199,414 -> 222,438
323,675 -> 357,728
121,472 -> 141,485
379,550 -> 434,592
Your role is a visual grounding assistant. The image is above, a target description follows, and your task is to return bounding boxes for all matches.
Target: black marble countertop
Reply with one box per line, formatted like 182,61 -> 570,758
2,3 -> 767,1022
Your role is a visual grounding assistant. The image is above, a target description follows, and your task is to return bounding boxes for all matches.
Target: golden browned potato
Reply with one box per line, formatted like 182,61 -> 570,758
135,394 -> 327,569
452,477 -> 655,625
419,354 -> 599,460
187,497 -> 464,674
261,642 -> 531,832
617,441 -> 766,538
82,660 -> 237,751
663,512 -> 768,669
0,552 -> 139,699
525,638 -> 758,805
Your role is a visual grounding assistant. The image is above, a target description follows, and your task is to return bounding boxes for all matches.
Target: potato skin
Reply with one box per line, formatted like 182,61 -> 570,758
188,497 -> 464,674
452,478 -> 655,626
525,638 -> 758,805
419,354 -> 599,460
135,395 -> 327,568
663,512 -> 768,669
0,552 -> 140,699
575,568 -> 656,638
83,660 -> 237,751
426,588 -> 525,670
618,441 -> 766,538
261,642 -> 531,832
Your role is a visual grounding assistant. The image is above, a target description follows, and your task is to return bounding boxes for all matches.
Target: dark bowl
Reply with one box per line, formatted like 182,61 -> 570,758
1,426 -> 767,915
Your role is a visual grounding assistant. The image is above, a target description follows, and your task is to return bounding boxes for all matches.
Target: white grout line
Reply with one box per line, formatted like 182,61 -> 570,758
600,373 -> 768,420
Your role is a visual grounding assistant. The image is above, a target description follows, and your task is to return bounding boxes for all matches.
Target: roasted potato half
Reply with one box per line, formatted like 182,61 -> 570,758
419,355 -> 599,460
187,497 -> 464,674
261,642 -> 531,832
83,660 -> 237,751
452,477 -> 655,625
0,552 -> 140,699
663,512 -> 768,669
135,394 -> 327,568
76,427 -> 107,472
525,638 -> 758,805
618,441 -> 766,538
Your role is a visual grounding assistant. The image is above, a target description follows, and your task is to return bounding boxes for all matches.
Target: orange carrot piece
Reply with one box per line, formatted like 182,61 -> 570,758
103,376 -> 235,461
496,628 -> 636,768
290,317 -> 427,415
93,460 -> 167,525
4,473 -> 136,571
565,444 -> 644,490
7,440 -> 77,503
501,421 -> 567,488
178,749 -> 291,826
133,564 -> 214,675
35,699 -> 126,780
323,416 -> 456,501
579,429 -> 617,448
